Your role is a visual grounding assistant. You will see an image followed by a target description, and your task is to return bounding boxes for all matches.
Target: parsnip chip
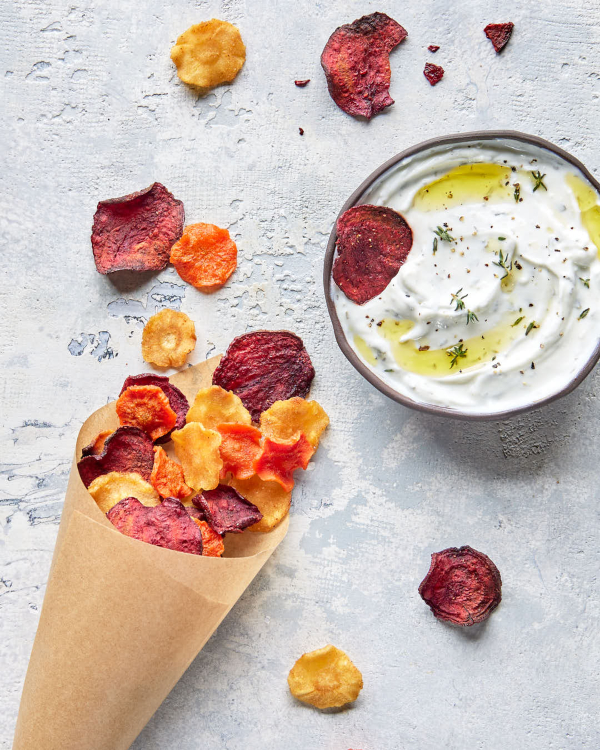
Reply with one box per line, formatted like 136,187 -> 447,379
228,475 -> 291,532
142,308 -> 196,369
191,517 -> 225,557
171,422 -> 222,491
218,423 -> 262,479
170,19 -> 246,89
288,645 -> 363,709
87,471 -> 161,515
260,397 -> 329,448
150,446 -> 192,500
254,434 -> 314,492
186,385 -> 251,429
116,385 -> 177,441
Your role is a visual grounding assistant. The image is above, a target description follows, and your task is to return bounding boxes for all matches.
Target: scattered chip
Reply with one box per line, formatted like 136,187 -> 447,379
260,397 -> 329,448
150,446 -> 192,500
120,373 -> 189,443
91,183 -> 184,274
418,546 -> 502,626
170,223 -> 237,290
321,12 -> 407,119
212,331 -> 315,421
171,422 -> 223,491
228,475 -> 291,532
193,485 -> 262,534
142,309 -> 197,369
424,62 -> 444,86
78,427 -> 155,488
333,204 -> 413,305
288,645 -> 363,709
88,471 -> 161,514
428,44 -> 440,53
484,22 -> 514,53
116,385 -> 177,441
218,423 -> 262,480
186,385 -> 251,430
171,20 -> 246,89
254,434 -> 314,492
107,496 -> 203,555
81,430 -> 113,457
294,79 -> 310,86
191,517 -> 225,557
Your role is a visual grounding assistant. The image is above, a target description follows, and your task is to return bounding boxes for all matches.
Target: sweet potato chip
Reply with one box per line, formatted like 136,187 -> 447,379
78,427 -> 155,488
191,517 -> 225,557
288,645 -> 363,709
484,22 -> 514,53
218,423 -> 262,480
150,446 -> 192,500
107,496 -> 203,555
141,309 -> 196,369
333,204 -> 413,305
171,20 -> 246,89
424,62 -> 444,86
171,422 -> 222,491
88,471 -> 161,514
170,223 -> 237,290
212,331 -> 315,421
120,374 -> 189,442
260,398 -> 329,449
116,385 -> 177,441
254,434 -> 314,492
193,484 -> 262,534
419,546 -> 502,626
321,12 -> 407,119
81,430 -> 112,457
91,183 -> 184,274
227,475 -> 291,532
186,385 -> 251,430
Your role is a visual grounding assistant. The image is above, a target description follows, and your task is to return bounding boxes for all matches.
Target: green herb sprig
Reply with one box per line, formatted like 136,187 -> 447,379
493,249 -> 512,279
447,343 -> 468,369
580,277 -> 590,288
579,308 -> 590,320
531,171 -> 547,192
451,288 -> 467,311
434,226 -> 455,243
466,310 -> 479,325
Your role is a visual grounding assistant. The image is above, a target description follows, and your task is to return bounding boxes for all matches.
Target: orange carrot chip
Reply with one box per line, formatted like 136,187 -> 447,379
116,385 -> 177,441
87,471 -> 161,514
186,385 -> 251,430
254,434 -> 314,492
260,397 -> 329,448
228,475 -> 291,532
191,517 -> 225,557
171,20 -> 246,89
142,308 -> 196,369
171,422 -> 222,491
218,423 -> 262,480
81,430 -> 113,457
150,446 -> 192,499
170,223 -> 237,290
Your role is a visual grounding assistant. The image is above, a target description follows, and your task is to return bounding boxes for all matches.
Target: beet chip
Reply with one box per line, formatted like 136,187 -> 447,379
77,426 -> 155,488
419,546 -> 502,626
107,496 -> 203,555
484,22 -> 514,53
121,373 -> 189,443
321,12 -> 407,119
424,63 -> 444,86
91,182 -> 184,274
193,485 -> 262,534
212,331 -> 315,421
333,205 -> 413,305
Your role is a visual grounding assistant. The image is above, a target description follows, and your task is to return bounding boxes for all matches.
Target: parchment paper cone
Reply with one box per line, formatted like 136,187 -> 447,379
13,356 -> 289,750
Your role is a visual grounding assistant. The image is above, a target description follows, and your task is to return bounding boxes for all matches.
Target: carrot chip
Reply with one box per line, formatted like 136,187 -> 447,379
228,475 -> 291,532
260,397 -> 329,448
171,20 -> 246,89
171,422 -> 223,491
87,471 -> 161,514
81,430 -> 113,457
254,434 -> 314,492
218,423 -> 262,480
150,446 -> 192,500
191,517 -> 225,557
142,309 -> 196,369
170,223 -> 237,290
116,385 -> 177,441
186,385 -> 251,430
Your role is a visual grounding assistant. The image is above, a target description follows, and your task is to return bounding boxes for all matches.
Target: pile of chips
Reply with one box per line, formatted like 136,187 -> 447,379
77,331 -> 328,558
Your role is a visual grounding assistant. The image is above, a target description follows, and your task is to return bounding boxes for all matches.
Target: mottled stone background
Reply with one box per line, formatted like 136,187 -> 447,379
2,0 -> 600,748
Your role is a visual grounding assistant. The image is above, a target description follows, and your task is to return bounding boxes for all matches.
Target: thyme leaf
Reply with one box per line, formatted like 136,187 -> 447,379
493,249 -> 512,278
447,342 -> 468,369
579,308 -> 590,320
580,277 -> 590,288
434,225 -> 455,242
512,316 -> 524,327
525,321 -> 539,336
451,288 -> 468,311
531,170 -> 547,192
466,310 -> 479,325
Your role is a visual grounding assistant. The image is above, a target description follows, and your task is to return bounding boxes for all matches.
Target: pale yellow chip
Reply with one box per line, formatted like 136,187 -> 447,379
171,422 -> 222,491
186,385 -> 251,430
170,19 -> 246,89
88,472 -> 161,515
228,474 -> 291,532
260,397 -> 329,449
142,308 -> 196,369
287,645 -> 363,709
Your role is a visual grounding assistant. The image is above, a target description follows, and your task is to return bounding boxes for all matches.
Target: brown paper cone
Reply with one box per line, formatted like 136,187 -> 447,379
13,356 -> 289,750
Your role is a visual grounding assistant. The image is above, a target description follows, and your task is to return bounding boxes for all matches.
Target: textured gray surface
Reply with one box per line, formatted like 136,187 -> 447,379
1,0 -> 600,748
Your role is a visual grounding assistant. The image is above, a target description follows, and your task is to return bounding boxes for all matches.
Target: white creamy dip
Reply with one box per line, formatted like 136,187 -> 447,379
332,138 -> 600,414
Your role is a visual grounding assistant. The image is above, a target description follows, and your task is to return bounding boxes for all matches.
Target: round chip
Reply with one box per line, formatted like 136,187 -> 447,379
170,223 -> 237,290
116,385 -> 178,441
288,645 -> 363,709
150,446 -> 192,500
120,374 -> 189,443
191,517 -> 225,557
87,472 -> 161,515
186,385 -> 251,430
77,427 -> 155,488
170,20 -> 246,89
227,475 -> 291,532
142,308 -> 196,369
171,422 -> 223,491
259,397 -> 329,448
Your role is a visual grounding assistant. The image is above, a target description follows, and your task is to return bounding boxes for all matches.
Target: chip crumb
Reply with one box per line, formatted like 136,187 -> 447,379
294,79 -> 310,86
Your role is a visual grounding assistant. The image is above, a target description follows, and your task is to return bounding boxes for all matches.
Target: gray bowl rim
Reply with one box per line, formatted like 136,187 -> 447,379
323,129 -> 600,421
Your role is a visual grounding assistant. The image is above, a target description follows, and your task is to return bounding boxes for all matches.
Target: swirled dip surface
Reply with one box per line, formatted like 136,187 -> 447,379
332,139 -> 600,414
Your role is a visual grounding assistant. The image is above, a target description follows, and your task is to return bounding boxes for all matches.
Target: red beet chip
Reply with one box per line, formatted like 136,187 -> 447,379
91,182 -> 185,274
295,79 -> 310,87
77,426 -> 155,488
321,12 -> 407,119
212,331 -> 315,421
484,22 -> 514,53
427,44 -> 440,53
332,204 -> 413,305
419,546 -> 502,626
107,496 -> 203,555
186,504 -> 206,524
120,373 -> 189,443
193,485 -> 262,534
424,62 -> 444,86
